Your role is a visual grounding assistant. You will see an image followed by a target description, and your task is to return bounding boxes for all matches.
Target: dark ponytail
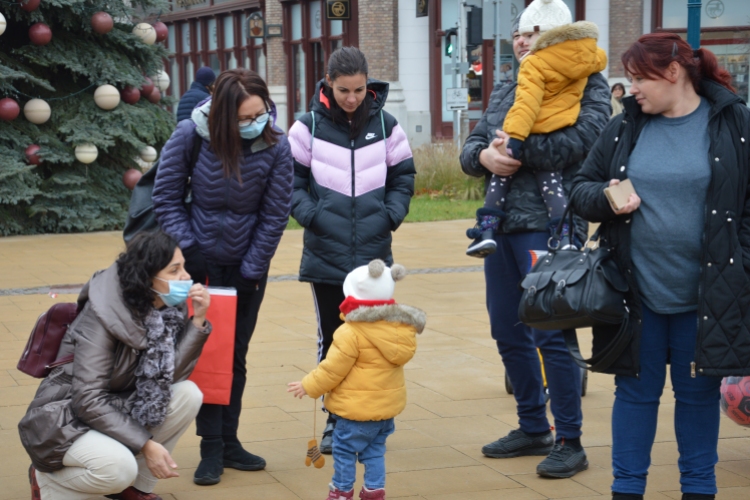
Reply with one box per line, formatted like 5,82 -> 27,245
324,46 -> 372,140
621,33 -> 734,93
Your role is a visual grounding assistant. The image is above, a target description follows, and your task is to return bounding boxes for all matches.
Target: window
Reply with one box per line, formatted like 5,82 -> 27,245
661,0 -> 750,29
223,16 -> 237,70
207,18 -> 219,74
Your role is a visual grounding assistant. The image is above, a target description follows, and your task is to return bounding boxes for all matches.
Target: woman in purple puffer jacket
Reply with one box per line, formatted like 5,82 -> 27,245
153,68 -> 293,487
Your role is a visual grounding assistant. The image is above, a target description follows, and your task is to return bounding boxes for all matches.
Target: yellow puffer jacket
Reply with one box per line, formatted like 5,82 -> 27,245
504,21 -> 608,141
301,303 -> 426,421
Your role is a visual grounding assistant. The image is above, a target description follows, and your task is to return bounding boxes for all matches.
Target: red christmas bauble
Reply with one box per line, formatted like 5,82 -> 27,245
153,22 -> 168,43
140,77 -> 154,97
123,169 -> 143,190
25,144 -> 42,165
0,98 -> 21,121
91,12 -> 114,35
146,87 -> 161,104
19,0 -> 41,12
29,23 -> 52,46
120,86 -> 141,105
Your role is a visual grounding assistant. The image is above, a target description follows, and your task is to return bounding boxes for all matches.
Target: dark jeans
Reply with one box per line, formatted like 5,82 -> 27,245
612,305 -> 721,496
311,282 -> 345,363
195,262 -> 268,438
484,231 -> 582,440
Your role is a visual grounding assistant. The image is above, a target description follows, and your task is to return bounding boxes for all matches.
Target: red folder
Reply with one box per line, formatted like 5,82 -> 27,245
188,287 -> 237,405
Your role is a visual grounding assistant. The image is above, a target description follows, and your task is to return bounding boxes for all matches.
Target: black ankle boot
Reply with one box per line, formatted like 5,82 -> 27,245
194,437 -> 224,486
682,494 -> 715,500
223,435 -> 266,471
612,494 -> 643,500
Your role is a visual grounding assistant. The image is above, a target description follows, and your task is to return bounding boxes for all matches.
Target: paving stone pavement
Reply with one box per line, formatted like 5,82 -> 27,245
1,220 -> 749,500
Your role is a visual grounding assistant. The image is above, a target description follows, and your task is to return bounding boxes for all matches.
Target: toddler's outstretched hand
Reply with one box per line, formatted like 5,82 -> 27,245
287,381 -> 308,399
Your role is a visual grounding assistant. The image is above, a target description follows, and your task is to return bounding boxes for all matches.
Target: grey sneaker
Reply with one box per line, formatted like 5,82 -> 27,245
320,422 -> 335,455
536,442 -> 589,478
481,429 -> 554,458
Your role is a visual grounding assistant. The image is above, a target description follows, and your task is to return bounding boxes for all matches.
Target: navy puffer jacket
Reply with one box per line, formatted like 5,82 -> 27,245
288,79 -> 416,285
153,99 -> 294,280
176,82 -> 210,123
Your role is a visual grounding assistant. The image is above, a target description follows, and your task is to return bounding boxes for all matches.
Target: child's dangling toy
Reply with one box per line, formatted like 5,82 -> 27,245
306,399 -> 325,468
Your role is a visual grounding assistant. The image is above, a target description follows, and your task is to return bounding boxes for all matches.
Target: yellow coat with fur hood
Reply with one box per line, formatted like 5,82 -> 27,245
504,21 -> 608,141
301,303 -> 426,421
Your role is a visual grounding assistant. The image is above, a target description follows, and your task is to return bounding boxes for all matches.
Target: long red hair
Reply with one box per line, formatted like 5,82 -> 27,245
621,33 -> 734,93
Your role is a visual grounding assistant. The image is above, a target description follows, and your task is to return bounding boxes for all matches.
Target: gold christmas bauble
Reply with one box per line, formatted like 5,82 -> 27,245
23,98 -> 51,124
139,146 -> 158,163
132,23 -> 156,45
94,84 -> 120,110
75,143 -> 98,164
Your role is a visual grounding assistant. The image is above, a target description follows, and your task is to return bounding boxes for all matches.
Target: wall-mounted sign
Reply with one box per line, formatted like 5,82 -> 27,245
247,12 -> 264,38
706,0 -> 724,19
265,24 -> 282,37
416,0 -> 428,18
326,0 -> 351,21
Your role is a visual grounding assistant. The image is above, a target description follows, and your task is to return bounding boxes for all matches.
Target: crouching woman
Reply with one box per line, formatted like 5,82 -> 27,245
19,231 -> 212,500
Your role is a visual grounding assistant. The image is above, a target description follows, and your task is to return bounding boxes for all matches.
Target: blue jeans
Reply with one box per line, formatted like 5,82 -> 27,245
331,416 -> 395,491
484,232 -> 583,439
612,305 -> 721,495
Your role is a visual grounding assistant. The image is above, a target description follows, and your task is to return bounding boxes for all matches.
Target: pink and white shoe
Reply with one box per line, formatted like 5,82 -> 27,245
326,483 -> 354,500
359,486 -> 386,500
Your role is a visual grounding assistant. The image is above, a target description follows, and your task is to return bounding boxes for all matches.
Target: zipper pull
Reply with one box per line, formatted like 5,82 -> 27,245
690,362 -> 696,378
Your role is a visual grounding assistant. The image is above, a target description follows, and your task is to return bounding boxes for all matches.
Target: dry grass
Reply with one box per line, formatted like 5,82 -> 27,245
412,142 -> 484,201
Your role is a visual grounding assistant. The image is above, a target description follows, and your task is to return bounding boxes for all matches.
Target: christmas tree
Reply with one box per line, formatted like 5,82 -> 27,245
0,0 -> 175,235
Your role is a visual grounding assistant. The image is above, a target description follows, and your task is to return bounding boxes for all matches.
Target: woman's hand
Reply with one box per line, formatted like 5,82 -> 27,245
608,179 -> 641,215
287,381 -> 307,399
479,130 -> 522,177
142,440 -> 180,480
190,283 -> 210,328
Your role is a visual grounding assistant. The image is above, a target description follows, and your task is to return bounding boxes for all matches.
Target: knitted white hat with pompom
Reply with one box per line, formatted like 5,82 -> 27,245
518,0 -> 572,34
342,259 -> 406,301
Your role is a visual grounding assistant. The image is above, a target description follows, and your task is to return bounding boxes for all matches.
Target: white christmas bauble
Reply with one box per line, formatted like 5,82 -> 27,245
94,84 -> 120,110
132,23 -> 156,45
75,143 -> 98,164
151,70 -> 170,92
23,98 -> 51,124
139,146 -> 157,163
0,13 -> 7,36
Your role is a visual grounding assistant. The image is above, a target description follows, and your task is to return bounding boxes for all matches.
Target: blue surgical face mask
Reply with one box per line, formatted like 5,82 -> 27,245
239,113 -> 270,140
152,277 -> 193,307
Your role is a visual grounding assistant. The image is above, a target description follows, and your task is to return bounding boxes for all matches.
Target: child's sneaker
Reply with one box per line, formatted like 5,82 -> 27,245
359,487 -> 386,500
466,208 -> 504,258
327,484 -> 354,500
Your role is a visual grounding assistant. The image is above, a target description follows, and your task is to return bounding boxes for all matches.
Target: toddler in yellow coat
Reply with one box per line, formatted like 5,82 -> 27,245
466,0 -> 608,257
288,259 -> 425,500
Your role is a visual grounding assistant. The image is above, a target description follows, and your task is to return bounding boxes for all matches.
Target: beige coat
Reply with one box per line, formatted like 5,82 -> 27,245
18,264 -> 211,472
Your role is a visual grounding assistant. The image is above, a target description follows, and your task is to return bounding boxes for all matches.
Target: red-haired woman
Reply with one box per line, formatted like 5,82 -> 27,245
570,33 -> 750,500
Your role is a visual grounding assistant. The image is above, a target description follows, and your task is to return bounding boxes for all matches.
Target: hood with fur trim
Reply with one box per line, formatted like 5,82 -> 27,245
345,303 -> 425,366
530,21 -> 606,80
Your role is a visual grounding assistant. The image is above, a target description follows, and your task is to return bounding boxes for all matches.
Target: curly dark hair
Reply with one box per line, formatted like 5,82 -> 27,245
116,230 -> 179,321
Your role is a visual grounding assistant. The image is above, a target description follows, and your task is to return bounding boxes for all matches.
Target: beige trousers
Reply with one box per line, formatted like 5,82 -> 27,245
36,381 -> 203,500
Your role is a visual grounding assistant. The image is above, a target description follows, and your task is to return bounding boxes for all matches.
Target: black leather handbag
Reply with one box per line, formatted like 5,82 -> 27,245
518,206 -> 632,372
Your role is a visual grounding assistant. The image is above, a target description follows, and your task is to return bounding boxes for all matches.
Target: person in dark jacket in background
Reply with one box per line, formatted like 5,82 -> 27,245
19,231 -> 211,500
459,12 -> 611,479
153,68 -> 294,486
176,66 -> 216,123
570,34 -> 750,500
287,47 -> 416,455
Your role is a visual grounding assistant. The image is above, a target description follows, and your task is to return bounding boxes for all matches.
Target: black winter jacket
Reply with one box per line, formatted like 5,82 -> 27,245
288,80 -> 416,285
571,80 -> 750,377
460,73 -> 611,240
176,82 -> 210,123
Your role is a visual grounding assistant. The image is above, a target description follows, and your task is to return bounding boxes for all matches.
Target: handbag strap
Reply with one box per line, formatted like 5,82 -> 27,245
564,313 -> 632,372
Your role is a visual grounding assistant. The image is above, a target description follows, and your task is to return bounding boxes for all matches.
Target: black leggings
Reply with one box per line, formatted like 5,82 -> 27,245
484,171 -> 567,219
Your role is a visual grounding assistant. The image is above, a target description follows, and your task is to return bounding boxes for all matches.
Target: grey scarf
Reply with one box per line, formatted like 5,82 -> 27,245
130,307 -> 182,428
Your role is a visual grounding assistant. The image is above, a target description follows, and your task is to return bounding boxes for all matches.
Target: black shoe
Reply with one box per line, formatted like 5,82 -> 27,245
466,228 -> 497,258
223,436 -> 266,471
320,421 -> 335,455
536,442 -> 588,478
682,495 -> 715,500
481,429 -> 553,458
612,494 -> 643,500
194,437 -> 224,486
